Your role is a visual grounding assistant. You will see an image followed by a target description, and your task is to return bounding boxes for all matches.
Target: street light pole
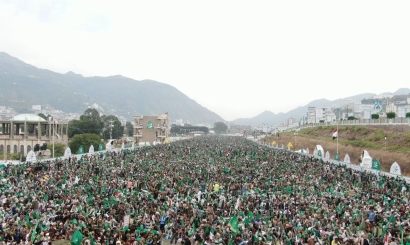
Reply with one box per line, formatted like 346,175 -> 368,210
384,137 -> 387,150
294,132 -> 298,151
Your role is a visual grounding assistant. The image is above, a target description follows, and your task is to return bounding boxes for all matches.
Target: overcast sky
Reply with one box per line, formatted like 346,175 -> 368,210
1,0 -> 409,121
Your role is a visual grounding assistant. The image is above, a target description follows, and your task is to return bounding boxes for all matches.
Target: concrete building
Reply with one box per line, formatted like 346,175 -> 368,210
0,114 -> 68,159
133,114 -> 169,145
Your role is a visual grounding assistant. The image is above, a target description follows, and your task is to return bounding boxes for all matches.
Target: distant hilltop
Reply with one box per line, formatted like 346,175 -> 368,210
0,52 -> 224,125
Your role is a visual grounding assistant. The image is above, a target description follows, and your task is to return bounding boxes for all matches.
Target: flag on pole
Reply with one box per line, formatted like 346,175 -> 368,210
332,129 -> 338,140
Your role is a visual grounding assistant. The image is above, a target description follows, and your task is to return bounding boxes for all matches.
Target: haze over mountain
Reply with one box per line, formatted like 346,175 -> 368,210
0,52 -> 224,124
1,52 -> 408,127
233,88 -> 410,127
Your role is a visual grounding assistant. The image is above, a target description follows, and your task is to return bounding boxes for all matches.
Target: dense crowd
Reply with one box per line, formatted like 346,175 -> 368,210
0,136 -> 409,245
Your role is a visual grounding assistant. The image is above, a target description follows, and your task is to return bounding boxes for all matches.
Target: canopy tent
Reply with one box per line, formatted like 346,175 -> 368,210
360,150 -> 372,169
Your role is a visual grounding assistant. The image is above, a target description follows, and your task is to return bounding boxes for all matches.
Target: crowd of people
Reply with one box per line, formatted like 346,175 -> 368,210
0,136 -> 409,245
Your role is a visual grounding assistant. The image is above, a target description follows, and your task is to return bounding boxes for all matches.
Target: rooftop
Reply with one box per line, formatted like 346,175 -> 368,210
12,114 -> 46,122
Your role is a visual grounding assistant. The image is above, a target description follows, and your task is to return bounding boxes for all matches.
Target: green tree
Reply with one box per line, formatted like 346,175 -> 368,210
68,109 -> 104,138
347,116 -> 356,120
68,119 -> 101,138
125,121 -> 134,136
68,134 -> 102,154
386,112 -> 396,119
101,115 -> 123,139
371,114 -> 379,119
46,143 -> 66,158
406,112 -> 410,118
213,122 -> 228,134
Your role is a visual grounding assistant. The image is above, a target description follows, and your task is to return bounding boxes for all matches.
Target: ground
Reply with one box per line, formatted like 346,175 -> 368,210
262,125 -> 410,175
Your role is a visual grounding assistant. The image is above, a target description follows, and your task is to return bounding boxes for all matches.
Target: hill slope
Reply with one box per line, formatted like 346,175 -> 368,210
233,89 -> 409,127
0,52 -> 224,124
263,125 -> 410,175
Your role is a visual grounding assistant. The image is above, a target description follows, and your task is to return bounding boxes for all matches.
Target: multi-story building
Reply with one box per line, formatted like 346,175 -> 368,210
133,113 -> 169,145
0,114 -> 68,159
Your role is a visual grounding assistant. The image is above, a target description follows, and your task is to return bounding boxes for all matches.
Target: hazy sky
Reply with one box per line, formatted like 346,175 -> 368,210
1,0 -> 409,121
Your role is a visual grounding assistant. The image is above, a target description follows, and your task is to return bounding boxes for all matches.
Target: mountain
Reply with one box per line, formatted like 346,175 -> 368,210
0,52 -> 224,124
232,89 -> 408,127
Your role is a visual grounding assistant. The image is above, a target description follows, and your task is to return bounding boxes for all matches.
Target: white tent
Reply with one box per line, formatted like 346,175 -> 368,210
26,150 -> 36,162
344,154 -> 350,163
295,149 -> 305,154
360,150 -> 372,168
89,145 -> 94,153
325,151 -> 330,159
64,147 -> 72,158
390,162 -> 402,175
314,145 -> 324,157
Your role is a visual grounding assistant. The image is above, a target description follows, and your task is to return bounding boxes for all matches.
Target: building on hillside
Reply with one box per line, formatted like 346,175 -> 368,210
306,107 -> 336,123
283,117 -> 296,127
133,113 -> 169,145
386,101 -> 410,118
0,114 -> 68,159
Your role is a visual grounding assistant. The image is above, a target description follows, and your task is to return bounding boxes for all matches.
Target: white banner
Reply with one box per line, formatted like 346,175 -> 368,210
64,147 -> 72,158
89,145 -> 94,153
26,150 -> 36,162
390,162 -> 402,175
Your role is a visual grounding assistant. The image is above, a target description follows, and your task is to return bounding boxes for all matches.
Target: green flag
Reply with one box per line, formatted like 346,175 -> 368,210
77,145 -> 85,154
98,143 -> 104,151
31,222 -> 39,242
70,229 -> 83,245
372,159 -> 381,171
229,215 -> 239,233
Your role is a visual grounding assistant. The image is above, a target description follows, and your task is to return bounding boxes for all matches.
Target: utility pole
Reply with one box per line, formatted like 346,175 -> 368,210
109,120 -> 114,139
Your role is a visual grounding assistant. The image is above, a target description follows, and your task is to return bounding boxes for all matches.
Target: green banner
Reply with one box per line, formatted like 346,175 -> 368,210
98,143 -> 104,151
318,150 -> 322,157
334,152 -> 340,161
77,145 -> 85,154
372,158 -> 381,170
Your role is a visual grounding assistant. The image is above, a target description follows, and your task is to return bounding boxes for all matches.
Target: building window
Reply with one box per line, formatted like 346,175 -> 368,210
27,145 -> 31,153
7,145 -> 10,153
14,145 -> 17,153
20,145 -> 24,155
0,144 -> 3,153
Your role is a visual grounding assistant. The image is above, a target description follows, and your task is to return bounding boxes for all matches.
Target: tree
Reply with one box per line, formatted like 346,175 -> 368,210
371,114 -> 379,119
386,112 -> 396,119
68,134 -> 102,154
68,119 -> 102,138
125,121 -> 134,137
68,109 -> 104,138
406,112 -> 410,118
213,122 -> 228,134
101,115 -> 123,139
46,143 -> 66,158
347,116 -> 356,120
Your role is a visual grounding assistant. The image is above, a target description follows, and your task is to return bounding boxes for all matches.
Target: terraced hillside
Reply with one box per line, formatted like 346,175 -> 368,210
262,125 -> 410,175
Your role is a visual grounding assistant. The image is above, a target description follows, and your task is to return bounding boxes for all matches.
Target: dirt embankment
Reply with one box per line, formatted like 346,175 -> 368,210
262,125 -> 410,175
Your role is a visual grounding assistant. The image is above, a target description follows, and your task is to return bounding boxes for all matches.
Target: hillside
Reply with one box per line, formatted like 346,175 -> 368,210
262,125 -> 410,175
0,52 -> 225,124
233,89 -> 410,126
